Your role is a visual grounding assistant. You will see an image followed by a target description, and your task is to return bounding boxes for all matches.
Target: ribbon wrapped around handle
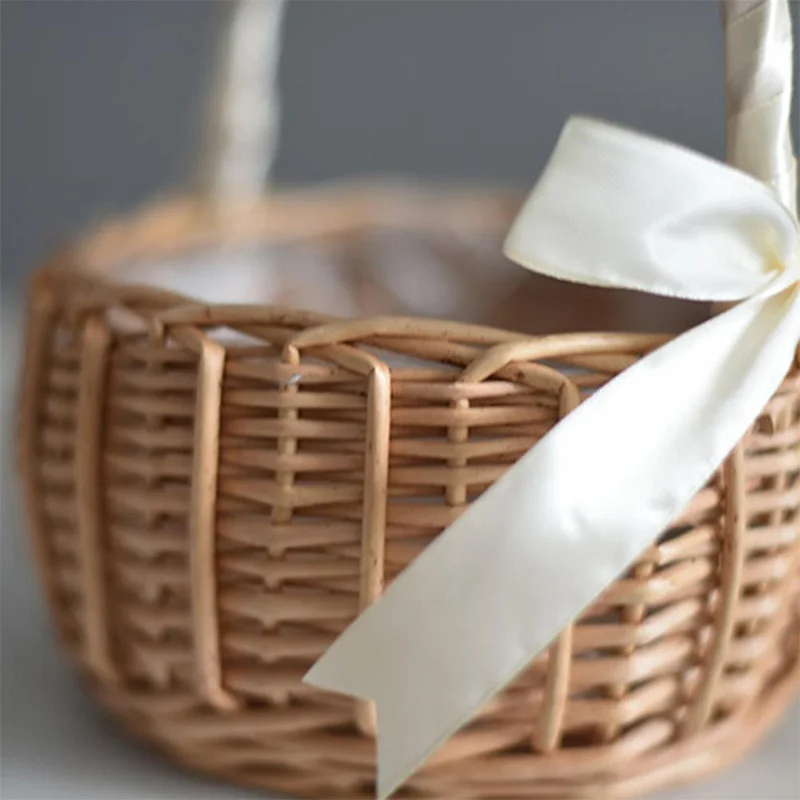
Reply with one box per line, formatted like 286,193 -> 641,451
305,116 -> 800,799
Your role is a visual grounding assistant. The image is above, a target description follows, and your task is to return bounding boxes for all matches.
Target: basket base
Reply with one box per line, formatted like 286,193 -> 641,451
93,666 -> 799,800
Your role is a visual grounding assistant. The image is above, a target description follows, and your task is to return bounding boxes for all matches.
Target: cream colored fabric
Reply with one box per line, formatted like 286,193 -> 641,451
305,116 -> 799,799
306,2 -> 798,797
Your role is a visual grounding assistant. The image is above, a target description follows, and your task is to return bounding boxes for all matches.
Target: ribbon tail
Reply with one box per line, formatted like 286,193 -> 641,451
305,287 -> 799,800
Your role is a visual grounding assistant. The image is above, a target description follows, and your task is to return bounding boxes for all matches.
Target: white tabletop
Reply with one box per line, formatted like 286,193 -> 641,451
2,302 -> 797,800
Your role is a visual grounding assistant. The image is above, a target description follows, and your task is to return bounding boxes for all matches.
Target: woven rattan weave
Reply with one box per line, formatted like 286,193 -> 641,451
18,189 -> 800,798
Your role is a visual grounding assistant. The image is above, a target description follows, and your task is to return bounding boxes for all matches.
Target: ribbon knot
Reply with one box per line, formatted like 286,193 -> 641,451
305,117 -> 800,799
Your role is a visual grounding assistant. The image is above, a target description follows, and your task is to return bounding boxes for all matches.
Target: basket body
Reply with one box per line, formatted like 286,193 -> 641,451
18,188 -> 800,799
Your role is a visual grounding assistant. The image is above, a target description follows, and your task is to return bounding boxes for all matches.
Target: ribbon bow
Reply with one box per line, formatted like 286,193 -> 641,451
305,117 -> 800,799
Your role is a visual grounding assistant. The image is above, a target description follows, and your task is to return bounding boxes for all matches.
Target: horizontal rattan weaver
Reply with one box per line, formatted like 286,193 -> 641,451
18,188 -> 800,799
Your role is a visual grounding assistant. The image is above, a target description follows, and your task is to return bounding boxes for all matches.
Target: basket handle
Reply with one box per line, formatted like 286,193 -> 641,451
196,0 -> 796,212
724,0 -> 796,213
196,0 -> 286,206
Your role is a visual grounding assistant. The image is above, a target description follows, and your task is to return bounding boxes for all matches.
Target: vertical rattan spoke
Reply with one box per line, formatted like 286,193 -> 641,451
358,365 -> 392,610
18,279 -> 62,635
271,345 -> 300,527
684,443 -> 747,735
534,625 -> 574,752
445,397 -> 469,507
532,381 -> 580,753
189,337 -> 237,710
75,314 -> 118,682
356,364 -> 391,736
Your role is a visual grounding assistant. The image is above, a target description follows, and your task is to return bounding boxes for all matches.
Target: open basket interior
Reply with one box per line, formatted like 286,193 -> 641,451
82,187 -> 711,339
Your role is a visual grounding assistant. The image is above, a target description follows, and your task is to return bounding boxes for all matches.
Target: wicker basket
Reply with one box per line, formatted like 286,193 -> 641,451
17,3 -> 799,799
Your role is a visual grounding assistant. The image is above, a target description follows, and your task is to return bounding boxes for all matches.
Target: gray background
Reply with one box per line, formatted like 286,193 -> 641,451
2,3 -> 799,799
8,0 -> 798,290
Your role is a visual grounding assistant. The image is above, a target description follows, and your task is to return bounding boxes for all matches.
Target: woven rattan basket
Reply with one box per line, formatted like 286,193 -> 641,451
17,3 -> 799,799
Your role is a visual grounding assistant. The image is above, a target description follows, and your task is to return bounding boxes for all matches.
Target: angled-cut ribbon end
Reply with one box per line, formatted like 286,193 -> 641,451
302,635 -> 375,702
303,612 -> 431,800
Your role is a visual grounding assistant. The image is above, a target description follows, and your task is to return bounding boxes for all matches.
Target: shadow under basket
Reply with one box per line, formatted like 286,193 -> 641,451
17,186 -> 800,799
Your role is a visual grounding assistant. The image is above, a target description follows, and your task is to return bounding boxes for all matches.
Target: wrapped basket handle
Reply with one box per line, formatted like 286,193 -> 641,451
196,0 -> 286,205
197,1 -> 796,212
724,0 -> 796,211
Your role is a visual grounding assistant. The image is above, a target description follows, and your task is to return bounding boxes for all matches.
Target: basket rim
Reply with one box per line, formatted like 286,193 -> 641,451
37,186 -> 679,363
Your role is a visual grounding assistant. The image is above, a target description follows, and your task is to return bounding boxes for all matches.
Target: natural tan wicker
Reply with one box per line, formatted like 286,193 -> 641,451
17,187 -> 800,799
16,1 -> 800,797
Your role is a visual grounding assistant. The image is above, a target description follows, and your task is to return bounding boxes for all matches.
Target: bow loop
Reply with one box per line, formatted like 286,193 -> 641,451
505,118 -> 799,302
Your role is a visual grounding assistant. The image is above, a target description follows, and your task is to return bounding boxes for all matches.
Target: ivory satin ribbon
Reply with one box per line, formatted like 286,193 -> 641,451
306,2 -> 799,795
305,116 -> 800,798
